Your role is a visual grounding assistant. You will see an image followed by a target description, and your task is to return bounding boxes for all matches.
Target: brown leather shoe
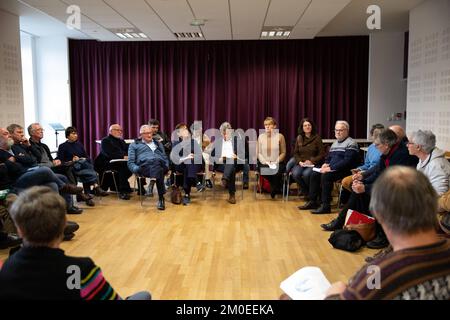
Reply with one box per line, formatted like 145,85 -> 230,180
60,184 -> 83,195
228,193 -> 236,204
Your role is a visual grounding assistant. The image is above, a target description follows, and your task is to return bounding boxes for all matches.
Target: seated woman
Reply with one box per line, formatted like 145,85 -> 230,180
170,123 -> 204,205
57,127 -> 107,206
407,130 -> 450,212
257,117 -> 287,199
286,118 -> 325,197
0,186 -> 151,300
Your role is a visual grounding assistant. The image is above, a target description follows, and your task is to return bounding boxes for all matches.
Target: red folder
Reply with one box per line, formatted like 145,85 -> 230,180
344,209 -> 376,226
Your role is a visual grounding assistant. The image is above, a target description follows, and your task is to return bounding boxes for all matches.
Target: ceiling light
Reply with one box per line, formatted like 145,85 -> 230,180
283,31 -> 290,36
276,31 -> 283,36
139,33 -> 148,38
269,31 -> 275,37
116,33 -> 126,39
190,19 -> 205,26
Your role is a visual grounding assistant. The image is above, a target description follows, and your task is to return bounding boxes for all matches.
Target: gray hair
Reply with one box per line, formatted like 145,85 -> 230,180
139,124 -> 152,134
10,186 -> 66,246
27,123 -> 40,136
410,130 -> 436,154
219,122 -> 232,133
335,120 -> 350,130
375,129 -> 397,147
6,123 -> 22,134
369,166 -> 438,236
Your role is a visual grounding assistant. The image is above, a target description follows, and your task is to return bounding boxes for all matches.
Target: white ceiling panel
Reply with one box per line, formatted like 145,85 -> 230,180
290,0 -> 351,39
264,0 -> 311,27
146,0 -> 199,33
14,0 -> 422,41
230,0 -> 270,40
105,0 -> 175,40
188,0 -> 231,40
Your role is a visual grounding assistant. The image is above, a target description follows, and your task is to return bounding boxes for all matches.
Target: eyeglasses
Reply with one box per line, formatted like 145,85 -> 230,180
334,129 -> 347,132
112,129 -> 123,132
141,132 -> 152,135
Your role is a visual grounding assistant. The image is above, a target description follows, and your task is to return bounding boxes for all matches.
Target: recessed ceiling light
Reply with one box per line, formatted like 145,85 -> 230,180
269,31 -> 275,37
276,31 -> 283,36
261,31 -> 268,37
116,33 -> 126,39
139,33 -> 148,38
190,19 -> 206,26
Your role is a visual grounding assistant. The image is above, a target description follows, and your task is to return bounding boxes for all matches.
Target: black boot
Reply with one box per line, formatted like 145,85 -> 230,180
147,180 -> 156,197
366,225 -> 389,249
157,197 -> 165,210
310,204 -> 331,214
298,201 -> 319,210
321,208 -> 346,231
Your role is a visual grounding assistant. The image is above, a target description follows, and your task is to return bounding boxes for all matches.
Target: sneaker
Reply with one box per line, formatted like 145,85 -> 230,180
182,195 -> 191,206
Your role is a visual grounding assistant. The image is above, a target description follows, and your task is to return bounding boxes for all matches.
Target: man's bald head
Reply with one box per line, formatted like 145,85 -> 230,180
389,125 -> 405,142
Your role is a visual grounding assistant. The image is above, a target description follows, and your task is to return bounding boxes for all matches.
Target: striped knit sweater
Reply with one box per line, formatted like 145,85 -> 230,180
338,240 -> 450,300
0,246 -> 122,300
326,137 -> 360,171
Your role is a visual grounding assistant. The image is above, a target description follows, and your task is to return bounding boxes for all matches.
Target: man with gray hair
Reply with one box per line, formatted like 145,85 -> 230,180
321,129 -> 414,249
128,125 -> 169,210
325,167 -> 450,300
300,120 -> 360,213
95,124 -> 133,200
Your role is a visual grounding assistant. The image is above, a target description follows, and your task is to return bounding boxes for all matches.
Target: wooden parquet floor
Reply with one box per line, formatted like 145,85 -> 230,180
0,181 -> 379,300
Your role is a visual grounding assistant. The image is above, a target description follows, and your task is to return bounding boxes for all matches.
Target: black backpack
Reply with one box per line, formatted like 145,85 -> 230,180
328,229 -> 364,252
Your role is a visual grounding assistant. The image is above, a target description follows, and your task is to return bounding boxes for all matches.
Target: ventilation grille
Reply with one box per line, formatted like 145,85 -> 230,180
174,32 -> 203,39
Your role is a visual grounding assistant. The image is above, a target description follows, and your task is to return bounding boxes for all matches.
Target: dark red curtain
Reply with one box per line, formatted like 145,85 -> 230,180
69,37 -> 369,157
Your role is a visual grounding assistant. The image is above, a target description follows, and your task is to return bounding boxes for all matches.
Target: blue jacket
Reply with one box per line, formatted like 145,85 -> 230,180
358,143 -> 381,171
127,138 -> 169,174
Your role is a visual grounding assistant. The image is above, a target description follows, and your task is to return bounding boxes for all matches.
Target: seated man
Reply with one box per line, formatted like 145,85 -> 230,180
96,124 -> 133,200
128,125 -> 169,210
321,129 -> 415,249
208,122 -> 245,204
299,120 -> 360,213
0,186 -> 151,300
325,167 -> 450,300
58,126 -> 108,206
27,123 -> 77,185
0,128 -> 84,215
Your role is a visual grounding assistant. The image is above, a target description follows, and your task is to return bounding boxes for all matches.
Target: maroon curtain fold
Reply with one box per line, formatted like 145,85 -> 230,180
69,37 -> 369,157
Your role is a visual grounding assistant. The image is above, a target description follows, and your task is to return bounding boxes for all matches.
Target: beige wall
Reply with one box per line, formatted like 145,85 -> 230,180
0,9 -> 24,128
407,0 -> 450,150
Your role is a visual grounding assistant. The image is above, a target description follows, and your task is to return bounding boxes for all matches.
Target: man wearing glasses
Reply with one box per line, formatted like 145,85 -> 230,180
128,125 -> 169,210
299,120 -> 359,214
96,124 -> 133,200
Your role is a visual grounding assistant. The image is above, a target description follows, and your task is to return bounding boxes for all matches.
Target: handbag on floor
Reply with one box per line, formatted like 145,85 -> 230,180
171,186 -> 182,205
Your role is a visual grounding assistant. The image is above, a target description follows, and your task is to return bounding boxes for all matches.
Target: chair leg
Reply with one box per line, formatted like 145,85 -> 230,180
285,174 -> 291,202
241,172 -> 244,200
111,172 -> 119,199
